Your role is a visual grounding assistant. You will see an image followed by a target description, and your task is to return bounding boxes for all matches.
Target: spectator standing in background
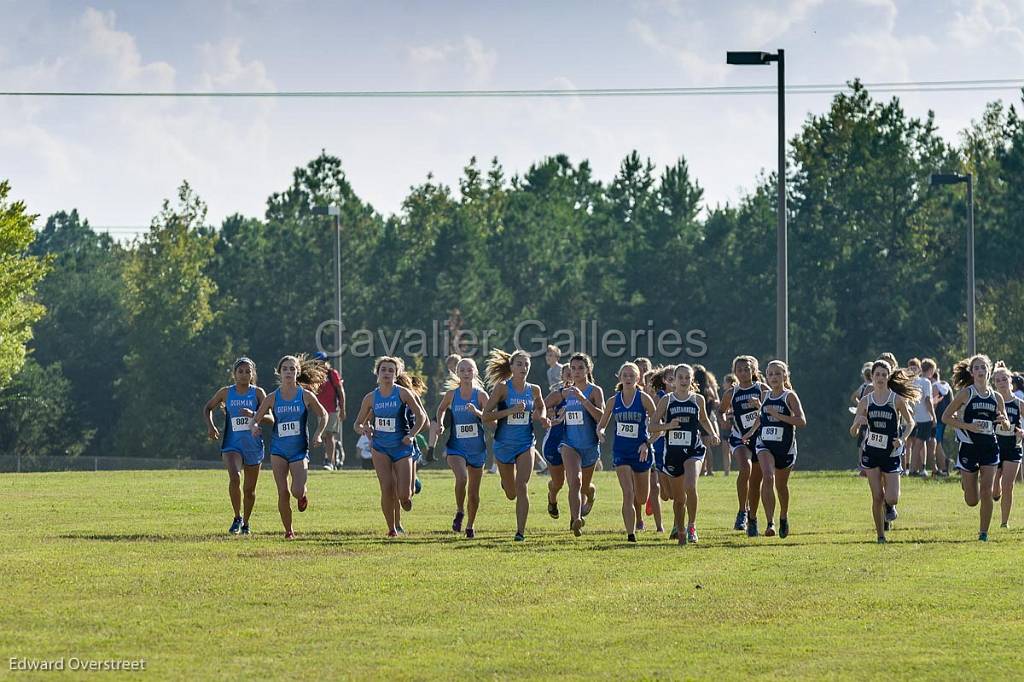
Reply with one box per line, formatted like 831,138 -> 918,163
546,345 -> 564,392
313,352 -> 346,470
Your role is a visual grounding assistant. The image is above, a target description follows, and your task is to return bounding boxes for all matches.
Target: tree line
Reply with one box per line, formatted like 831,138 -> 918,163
2,82 -> 1022,467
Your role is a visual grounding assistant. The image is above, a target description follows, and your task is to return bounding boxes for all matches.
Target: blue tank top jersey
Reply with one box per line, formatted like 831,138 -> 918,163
494,380 -> 535,446
653,389 -> 667,455
221,385 -> 263,455
664,394 -> 704,456
372,386 -> 408,450
563,384 -> 599,449
731,383 -> 764,436
996,396 -> 1021,454
446,388 -> 486,456
758,389 -> 796,454
611,390 -> 649,456
270,387 -> 308,458
956,386 -> 998,447
863,391 -> 900,457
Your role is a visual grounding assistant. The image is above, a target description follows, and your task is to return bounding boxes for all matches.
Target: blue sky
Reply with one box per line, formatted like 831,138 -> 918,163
2,0 -> 1022,232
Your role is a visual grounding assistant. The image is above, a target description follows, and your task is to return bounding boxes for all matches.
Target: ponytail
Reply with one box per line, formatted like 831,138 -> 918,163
952,354 -> 992,391
485,348 -> 530,388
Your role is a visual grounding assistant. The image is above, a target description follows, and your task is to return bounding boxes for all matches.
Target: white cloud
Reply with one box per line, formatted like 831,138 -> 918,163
949,0 -> 1024,54
628,19 -> 728,83
78,7 -> 175,89
839,2 -> 937,81
734,0 -> 825,45
407,36 -> 497,84
198,38 -> 275,91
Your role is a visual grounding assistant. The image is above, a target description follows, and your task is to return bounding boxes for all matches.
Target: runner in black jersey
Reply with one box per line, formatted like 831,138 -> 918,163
991,364 -> 1023,528
719,355 -> 767,536
745,360 -> 806,539
942,354 -> 1011,541
850,360 -> 917,543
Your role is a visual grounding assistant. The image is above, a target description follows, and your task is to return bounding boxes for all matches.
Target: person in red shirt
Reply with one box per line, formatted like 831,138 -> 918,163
313,352 -> 346,470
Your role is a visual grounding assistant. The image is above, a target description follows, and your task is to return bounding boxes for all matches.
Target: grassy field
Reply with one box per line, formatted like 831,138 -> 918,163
2,468 -> 1023,680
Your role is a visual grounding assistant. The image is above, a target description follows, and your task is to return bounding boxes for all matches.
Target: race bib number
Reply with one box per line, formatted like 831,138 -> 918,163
508,411 -> 529,426
565,410 -> 584,426
375,416 -> 396,433
866,431 -> 889,449
616,422 -> 639,439
762,426 -> 784,442
740,411 -> 758,429
231,416 -> 251,432
668,430 -> 692,447
973,419 -> 993,435
995,423 -> 1014,437
456,423 -> 479,439
278,421 -> 301,438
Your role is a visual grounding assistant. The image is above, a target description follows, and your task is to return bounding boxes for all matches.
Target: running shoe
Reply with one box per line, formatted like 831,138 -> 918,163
414,478 -> 422,495
571,519 -> 583,537
884,504 -> 897,522
400,498 -> 413,512
1000,522 -> 1009,529
764,522 -> 776,537
979,532 -> 988,542
877,535 -> 887,544
669,526 -> 679,540
686,526 -> 699,544
387,529 -> 398,538
297,495 -> 308,512
395,524 -> 406,535
466,527 -> 475,539
582,484 -> 597,516
993,494 -> 1001,502
240,523 -> 250,535
452,511 -> 465,533
284,530 -> 295,539
746,517 -> 759,537
627,533 -> 637,543
514,532 -> 525,542
734,510 -> 748,531
322,462 -> 333,471
779,518 -> 789,538
426,446 -> 436,463
229,517 -> 243,535
548,501 -> 560,519
883,520 -> 891,532
636,520 -> 646,532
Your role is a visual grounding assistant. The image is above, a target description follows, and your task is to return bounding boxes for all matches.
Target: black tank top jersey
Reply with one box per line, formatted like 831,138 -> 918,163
731,383 -> 764,435
863,390 -> 900,457
957,386 -> 998,447
996,396 -> 1021,453
665,394 -> 704,455
758,389 -> 795,453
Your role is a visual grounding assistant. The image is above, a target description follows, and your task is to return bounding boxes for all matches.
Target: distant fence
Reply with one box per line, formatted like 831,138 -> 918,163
0,455 -> 229,473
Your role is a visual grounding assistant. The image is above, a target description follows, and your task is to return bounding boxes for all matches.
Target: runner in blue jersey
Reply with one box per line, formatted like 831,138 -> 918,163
851,359 -> 919,542
633,358 -> 660,532
204,357 -> 273,535
541,363 -> 572,520
353,356 -> 428,538
435,359 -> 490,539
596,362 -> 660,542
942,354 -> 1011,541
992,364 -> 1024,528
558,353 -> 605,537
250,355 -> 328,539
652,364 -> 720,545
744,360 -> 806,539
719,355 -> 767,536
481,349 -> 549,542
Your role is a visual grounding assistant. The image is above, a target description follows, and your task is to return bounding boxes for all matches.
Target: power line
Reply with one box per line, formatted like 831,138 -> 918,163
2,78 -> 1022,99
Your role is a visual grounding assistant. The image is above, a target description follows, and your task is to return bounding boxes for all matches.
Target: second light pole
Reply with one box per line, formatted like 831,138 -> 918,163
727,49 -> 787,362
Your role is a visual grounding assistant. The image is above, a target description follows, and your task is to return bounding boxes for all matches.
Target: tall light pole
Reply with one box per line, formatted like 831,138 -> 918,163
727,49 -> 787,363
313,203 -> 345,463
931,172 -> 976,355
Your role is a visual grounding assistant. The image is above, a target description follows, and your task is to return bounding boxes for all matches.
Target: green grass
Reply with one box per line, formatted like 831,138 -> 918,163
2,469 -> 1023,680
